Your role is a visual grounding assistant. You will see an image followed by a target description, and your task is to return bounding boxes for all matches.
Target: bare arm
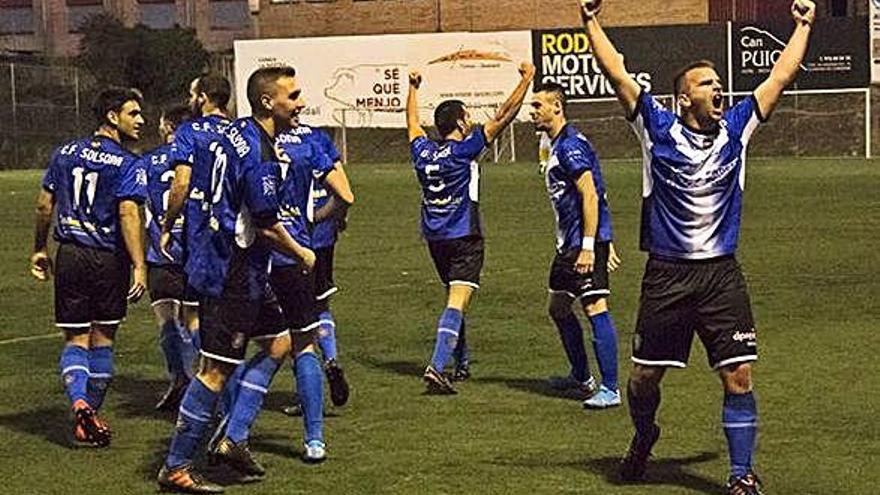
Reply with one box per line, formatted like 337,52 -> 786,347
483,62 -> 536,143
314,163 -> 354,222
580,2 -> 642,118
573,170 -> 599,274
407,71 -> 427,143
259,221 -> 316,271
754,0 -> 815,119
30,189 -> 55,280
159,163 -> 191,258
119,199 -> 147,302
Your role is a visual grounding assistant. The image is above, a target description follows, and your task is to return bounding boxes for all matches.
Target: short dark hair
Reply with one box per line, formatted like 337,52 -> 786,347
673,60 -> 716,97
246,66 -> 297,116
195,73 -> 232,110
433,100 -> 466,138
92,86 -> 143,126
160,103 -> 192,130
534,81 -> 567,113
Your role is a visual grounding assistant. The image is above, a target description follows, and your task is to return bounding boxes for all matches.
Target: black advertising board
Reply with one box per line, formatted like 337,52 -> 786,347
731,17 -> 869,91
531,24 -> 727,100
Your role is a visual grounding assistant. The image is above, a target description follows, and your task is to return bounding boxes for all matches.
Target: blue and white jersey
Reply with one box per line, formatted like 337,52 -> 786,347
42,135 -> 146,252
630,91 -> 763,259
411,126 -> 486,241
544,124 -> 614,253
183,117 -> 282,299
272,130 -> 336,267
143,144 -> 183,265
289,125 -> 342,249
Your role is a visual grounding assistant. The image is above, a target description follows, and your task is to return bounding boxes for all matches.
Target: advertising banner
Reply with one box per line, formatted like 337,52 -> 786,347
871,0 -> 880,84
731,17 -> 869,91
234,31 -> 533,128
531,25 -> 726,101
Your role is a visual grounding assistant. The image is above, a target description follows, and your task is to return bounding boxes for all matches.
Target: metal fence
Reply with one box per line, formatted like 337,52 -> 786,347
0,62 -> 94,169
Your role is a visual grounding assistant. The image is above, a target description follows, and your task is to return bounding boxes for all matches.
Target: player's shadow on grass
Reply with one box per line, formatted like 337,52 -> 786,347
112,374 -> 174,421
583,452 -> 724,494
357,357 -> 424,378
0,405 -> 70,447
478,376 -> 586,401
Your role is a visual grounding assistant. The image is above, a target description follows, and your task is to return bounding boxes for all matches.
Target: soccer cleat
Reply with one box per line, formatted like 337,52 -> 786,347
423,365 -> 457,395
324,360 -> 350,407
583,385 -> 622,409
548,374 -> 598,398
211,437 -> 266,479
619,424 -> 661,482
726,471 -> 764,495
156,379 -> 189,412
70,402 -> 111,448
157,463 -> 224,494
281,403 -> 303,417
451,363 -> 471,382
302,440 -> 327,463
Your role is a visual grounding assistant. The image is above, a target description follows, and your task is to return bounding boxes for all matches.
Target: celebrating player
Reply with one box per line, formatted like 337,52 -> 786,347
579,0 -> 816,492
143,103 -> 198,412
31,87 -> 147,448
406,62 -> 535,394
528,82 -> 622,409
157,66 -> 315,493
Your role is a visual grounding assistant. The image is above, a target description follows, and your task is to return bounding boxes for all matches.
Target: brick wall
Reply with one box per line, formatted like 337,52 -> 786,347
254,0 -> 709,40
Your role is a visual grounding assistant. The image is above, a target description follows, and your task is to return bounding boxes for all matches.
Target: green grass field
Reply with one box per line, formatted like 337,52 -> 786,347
0,158 -> 878,495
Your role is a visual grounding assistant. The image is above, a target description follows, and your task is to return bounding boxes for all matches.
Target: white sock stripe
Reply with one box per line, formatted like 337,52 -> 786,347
179,405 -> 212,423
239,381 -> 269,394
317,319 -> 336,328
438,328 -> 460,337
61,365 -> 90,375
723,422 -> 758,429
88,373 -> 113,379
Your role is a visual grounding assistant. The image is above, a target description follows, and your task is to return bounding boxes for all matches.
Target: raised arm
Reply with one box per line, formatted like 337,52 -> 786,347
407,71 -> 426,143
483,62 -> 536,143
754,0 -> 815,119
579,1 -> 642,118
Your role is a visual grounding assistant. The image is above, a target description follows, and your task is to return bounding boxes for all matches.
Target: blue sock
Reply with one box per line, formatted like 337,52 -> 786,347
177,325 -> 196,380
430,308 -> 462,373
452,319 -> 469,366
316,310 -> 338,362
588,311 -> 619,390
552,312 -> 590,382
295,351 -> 324,443
86,346 -> 114,410
219,363 -> 246,419
226,352 -> 281,443
159,319 -> 184,379
723,392 -> 758,479
165,378 -> 219,469
59,345 -> 90,406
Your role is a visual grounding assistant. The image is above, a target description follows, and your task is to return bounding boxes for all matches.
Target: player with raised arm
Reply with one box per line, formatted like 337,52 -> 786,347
157,66 -> 315,494
579,0 -> 816,492
407,62 -> 535,394
143,103 -> 199,412
30,87 -> 147,448
528,82 -> 623,409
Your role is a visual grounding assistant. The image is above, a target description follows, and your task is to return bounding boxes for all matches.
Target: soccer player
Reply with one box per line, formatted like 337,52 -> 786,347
407,62 -> 535,394
528,82 -> 623,408
157,66 -> 315,493
143,103 -> 199,412
579,0 -> 816,492
211,115 -> 354,472
30,87 -> 147,448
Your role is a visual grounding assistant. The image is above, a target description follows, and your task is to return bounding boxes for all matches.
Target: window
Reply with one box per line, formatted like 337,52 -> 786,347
139,0 -> 176,29
0,0 -> 34,34
210,0 -> 249,30
67,0 -> 104,33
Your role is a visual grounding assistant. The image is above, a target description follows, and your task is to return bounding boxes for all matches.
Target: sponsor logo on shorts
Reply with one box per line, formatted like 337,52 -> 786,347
232,332 -> 246,350
732,329 -> 757,342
